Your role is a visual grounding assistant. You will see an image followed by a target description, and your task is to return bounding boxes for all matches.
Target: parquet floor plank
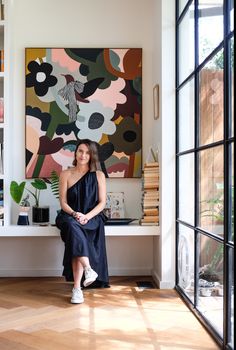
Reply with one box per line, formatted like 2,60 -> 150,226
0,330 -> 71,350
0,335 -> 35,350
0,276 -> 220,350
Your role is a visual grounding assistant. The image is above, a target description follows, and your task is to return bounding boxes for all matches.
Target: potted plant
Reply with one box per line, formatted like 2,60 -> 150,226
10,178 -> 49,224
30,179 -> 49,224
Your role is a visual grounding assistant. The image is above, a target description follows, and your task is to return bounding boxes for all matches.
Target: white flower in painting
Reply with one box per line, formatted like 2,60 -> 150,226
76,100 -> 116,143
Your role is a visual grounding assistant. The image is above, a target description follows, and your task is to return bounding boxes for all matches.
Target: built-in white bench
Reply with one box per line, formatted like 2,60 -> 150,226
0,224 -> 160,278
0,223 -> 160,237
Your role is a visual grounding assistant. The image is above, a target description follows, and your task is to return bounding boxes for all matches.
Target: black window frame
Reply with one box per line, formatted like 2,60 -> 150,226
175,0 -> 234,348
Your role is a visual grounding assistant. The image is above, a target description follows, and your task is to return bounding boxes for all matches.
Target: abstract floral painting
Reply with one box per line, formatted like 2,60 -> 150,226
25,48 -> 142,178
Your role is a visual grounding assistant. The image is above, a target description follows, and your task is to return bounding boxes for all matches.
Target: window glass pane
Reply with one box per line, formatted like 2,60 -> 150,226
178,224 -> 195,302
178,4 -> 195,84
178,0 -> 190,17
230,143 -> 234,242
199,50 -> 224,146
198,0 -> 223,64
198,234 -> 224,337
230,0 -> 234,32
199,146 -> 224,236
178,153 -> 195,225
230,36 -> 234,137
229,247 -> 234,347
178,79 -> 194,152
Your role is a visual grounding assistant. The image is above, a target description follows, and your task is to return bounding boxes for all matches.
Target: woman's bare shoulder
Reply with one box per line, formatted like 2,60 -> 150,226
60,168 -> 74,179
96,170 -> 105,180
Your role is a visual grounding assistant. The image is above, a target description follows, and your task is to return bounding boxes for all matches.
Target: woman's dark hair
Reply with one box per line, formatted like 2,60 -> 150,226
73,139 -> 99,171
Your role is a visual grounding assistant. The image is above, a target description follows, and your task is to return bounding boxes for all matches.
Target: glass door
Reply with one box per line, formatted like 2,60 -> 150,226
176,0 -> 234,348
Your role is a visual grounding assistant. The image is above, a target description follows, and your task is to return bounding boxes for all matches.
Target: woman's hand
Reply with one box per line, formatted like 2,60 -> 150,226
78,213 -> 89,225
73,212 -> 89,225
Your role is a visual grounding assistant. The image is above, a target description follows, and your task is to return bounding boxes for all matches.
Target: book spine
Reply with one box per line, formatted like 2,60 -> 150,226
0,50 -> 4,72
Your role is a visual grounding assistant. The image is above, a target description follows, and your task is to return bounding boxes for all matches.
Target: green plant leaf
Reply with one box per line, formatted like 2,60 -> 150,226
10,181 -> 26,204
31,179 -> 47,190
50,170 -> 60,199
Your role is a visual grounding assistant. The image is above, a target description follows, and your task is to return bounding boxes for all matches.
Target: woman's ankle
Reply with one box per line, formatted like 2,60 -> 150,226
73,284 -> 81,289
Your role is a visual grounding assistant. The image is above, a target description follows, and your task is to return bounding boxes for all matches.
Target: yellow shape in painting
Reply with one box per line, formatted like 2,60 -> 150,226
26,88 -> 50,113
26,48 -> 46,73
134,150 -> 141,175
115,115 -> 123,125
100,134 -> 109,144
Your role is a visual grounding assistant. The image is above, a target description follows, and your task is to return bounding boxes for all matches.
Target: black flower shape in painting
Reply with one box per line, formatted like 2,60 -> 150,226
26,106 -> 51,131
26,61 -> 57,97
108,116 -> 141,155
97,142 -> 114,162
56,122 -> 79,136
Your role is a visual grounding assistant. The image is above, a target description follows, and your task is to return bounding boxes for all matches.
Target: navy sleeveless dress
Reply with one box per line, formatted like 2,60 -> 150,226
56,171 -> 109,288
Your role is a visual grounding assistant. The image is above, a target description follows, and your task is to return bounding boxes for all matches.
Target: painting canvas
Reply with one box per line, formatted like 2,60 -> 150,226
25,48 -> 142,178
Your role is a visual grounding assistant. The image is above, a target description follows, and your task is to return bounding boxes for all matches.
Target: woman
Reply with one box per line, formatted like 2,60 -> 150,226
56,139 -> 109,304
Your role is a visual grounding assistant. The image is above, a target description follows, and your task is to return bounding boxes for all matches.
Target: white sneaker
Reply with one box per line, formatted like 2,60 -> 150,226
71,287 -> 84,304
83,267 -> 98,287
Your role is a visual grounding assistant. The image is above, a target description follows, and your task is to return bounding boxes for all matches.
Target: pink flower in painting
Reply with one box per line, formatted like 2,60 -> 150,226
51,49 -> 81,73
51,132 -> 76,170
90,78 -> 126,110
51,147 -> 74,170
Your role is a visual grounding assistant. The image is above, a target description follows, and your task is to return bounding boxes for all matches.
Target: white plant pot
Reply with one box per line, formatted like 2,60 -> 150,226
200,288 -> 212,297
217,286 -> 224,296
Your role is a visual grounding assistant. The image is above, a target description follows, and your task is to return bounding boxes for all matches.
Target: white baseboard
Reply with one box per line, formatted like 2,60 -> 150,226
151,269 -> 175,289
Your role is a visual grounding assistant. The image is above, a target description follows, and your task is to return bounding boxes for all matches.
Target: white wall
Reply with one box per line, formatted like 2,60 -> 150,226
8,0 -> 156,222
152,0 -> 176,288
1,0 -> 176,286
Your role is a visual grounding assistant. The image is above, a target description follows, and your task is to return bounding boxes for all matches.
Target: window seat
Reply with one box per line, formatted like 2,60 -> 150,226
0,224 -> 160,237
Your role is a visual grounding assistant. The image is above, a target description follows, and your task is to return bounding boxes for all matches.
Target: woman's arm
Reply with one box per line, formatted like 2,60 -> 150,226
79,171 -> 106,224
59,170 -> 75,216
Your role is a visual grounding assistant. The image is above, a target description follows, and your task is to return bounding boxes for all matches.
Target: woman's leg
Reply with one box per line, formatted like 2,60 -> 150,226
72,258 -> 84,288
71,258 -> 85,304
72,256 -> 98,289
72,256 -> 91,288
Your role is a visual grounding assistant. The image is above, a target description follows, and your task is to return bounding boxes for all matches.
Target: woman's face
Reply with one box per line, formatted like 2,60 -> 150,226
76,143 -> 90,165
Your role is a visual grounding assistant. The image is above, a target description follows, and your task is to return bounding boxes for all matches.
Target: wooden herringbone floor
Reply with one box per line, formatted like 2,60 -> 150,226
0,276 -> 219,350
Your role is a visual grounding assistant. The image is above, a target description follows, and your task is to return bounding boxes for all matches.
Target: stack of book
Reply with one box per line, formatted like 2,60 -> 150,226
0,50 -> 4,72
0,128 -> 3,174
0,97 -> 4,122
140,162 -> 159,226
0,1 -> 4,21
